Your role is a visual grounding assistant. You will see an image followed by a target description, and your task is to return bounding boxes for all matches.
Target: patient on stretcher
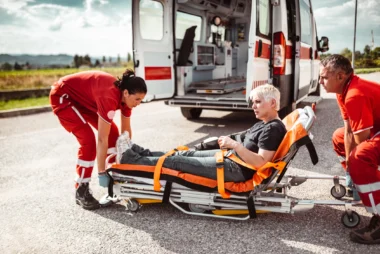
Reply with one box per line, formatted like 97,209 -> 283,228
120,84 -> 286,182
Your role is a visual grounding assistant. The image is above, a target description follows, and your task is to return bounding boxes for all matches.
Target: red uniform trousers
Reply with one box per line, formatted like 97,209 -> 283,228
50,85 -> 118,187
333,127 -> 380,214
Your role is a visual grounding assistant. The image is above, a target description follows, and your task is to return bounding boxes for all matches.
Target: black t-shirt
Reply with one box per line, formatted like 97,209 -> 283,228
233,119 -> 287,180
243,119 -> 287,152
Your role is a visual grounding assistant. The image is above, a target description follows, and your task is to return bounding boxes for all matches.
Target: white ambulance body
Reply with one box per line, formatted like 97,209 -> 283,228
132,0 -> 329,119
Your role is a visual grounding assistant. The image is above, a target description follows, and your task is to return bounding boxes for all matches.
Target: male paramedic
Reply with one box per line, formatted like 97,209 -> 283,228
50,70 -> 147,210
319,54 -> 380,244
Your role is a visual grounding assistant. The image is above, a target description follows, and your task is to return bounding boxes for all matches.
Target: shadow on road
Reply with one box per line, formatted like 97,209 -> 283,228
93,201 -> 373,253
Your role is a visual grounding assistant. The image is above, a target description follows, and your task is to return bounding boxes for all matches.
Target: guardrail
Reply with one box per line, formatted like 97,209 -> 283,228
0,88 -> 51,101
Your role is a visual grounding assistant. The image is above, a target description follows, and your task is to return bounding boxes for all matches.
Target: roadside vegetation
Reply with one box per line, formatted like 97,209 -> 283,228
0,96 -> 49,111
0,66 -> 130,91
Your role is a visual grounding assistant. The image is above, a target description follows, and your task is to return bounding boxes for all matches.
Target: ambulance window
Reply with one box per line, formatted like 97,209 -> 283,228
257,0 -> 270,38
176,12 -> 202,41
299,0 -> 312,45
139,0 -> 164,40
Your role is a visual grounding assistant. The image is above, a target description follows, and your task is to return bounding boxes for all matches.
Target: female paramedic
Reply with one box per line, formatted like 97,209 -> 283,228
118,84 -> 287,183
50,69 -> 147,210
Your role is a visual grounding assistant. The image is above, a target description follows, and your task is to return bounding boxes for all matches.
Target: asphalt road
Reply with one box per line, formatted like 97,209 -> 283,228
1,73 -> 379,254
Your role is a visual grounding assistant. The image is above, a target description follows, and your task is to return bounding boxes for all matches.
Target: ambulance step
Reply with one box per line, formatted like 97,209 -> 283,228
298,96 -> 323,108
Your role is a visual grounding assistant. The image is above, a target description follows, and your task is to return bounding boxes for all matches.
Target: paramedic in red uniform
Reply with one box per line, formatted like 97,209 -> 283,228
319,54 -> 380,244
50,70 -> 147,210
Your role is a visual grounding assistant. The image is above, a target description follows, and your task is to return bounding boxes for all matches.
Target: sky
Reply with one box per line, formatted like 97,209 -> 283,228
0,0 -> 379,57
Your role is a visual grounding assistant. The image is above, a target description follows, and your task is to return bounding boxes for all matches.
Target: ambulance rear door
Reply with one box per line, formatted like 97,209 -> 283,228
295,0 -> 314,101
246,0 -> 272,102
132,0 -> 175,101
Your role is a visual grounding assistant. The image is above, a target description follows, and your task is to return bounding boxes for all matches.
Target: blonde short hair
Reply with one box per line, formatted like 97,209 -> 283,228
249,84 -> 281,111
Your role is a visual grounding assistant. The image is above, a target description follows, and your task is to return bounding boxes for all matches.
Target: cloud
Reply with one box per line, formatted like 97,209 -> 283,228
49,17 -> 62,31
313,0 -> 380,52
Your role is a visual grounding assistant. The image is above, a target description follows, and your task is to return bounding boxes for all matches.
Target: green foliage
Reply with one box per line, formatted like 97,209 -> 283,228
0,96 -> 49,110
0,65 -> 133,91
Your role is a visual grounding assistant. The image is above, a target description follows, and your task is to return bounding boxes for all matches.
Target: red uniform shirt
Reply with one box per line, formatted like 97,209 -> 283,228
57,71 -> 131,124
337,75 -> 380,136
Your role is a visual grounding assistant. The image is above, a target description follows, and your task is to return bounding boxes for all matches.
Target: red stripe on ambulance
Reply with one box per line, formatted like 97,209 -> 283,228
145,67 -> 172,80
252,80 -> 268,90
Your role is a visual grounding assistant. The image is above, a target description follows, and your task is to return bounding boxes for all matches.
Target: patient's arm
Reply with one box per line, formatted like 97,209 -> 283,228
218,136 -> 275,168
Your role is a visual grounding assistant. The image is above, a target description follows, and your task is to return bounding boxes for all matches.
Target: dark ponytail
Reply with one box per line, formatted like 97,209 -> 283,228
114,69 -> 147,94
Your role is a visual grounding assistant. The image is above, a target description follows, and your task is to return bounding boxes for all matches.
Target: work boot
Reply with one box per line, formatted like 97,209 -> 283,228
346,188 -> 361,201
349,214 -> 380,244
75,183 -> 100,210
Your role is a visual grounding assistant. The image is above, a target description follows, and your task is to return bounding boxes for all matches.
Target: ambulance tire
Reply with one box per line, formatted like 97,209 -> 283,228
181,107 -> 202,119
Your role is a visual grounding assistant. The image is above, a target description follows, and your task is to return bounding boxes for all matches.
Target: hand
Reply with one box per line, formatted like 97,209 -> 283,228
98,172 -> 110,188
218,136 -> 238,149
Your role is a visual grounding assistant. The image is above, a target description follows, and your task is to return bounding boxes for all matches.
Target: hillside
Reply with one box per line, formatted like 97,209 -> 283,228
0,54 -> 74,66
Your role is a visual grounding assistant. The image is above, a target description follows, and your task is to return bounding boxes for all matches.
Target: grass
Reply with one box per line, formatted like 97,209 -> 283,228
0,65 -> 131,91
355,68 -> 380,74
0,96 -> 49,111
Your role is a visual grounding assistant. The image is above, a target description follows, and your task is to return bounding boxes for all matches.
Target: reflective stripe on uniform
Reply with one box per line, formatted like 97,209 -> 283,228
75,167 -> 91,184
71,106 -> 86,124
59,93 -> 68,104
372,131 -> 380,139
355,181 -> 380,193
369,193 -> 379,215
107,147 -> 117,154
77,158 -> 95,168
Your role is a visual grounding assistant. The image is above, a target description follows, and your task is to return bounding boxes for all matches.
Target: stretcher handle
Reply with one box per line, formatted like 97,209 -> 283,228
302,106 -> 316,131
106,153 -> 116,168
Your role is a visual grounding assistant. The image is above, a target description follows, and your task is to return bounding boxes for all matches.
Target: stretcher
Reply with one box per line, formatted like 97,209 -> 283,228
103,106 -> 362,227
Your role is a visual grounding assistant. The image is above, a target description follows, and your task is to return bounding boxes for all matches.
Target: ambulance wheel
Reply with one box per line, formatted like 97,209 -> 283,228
330,184 -> 346,199
126,199 -> 140,212
181,107 -> 202,119
341,211 -> 360,228
188,204 -> 206,213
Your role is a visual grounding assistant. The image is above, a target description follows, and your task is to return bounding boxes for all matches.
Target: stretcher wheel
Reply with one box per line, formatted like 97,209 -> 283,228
126,199 -> 140,212
330,184 -> 346,199
341,211 -> 360,228
188,204 -> 206,213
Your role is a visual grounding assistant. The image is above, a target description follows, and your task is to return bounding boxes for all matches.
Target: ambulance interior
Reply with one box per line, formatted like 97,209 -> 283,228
175,0 -> 252,99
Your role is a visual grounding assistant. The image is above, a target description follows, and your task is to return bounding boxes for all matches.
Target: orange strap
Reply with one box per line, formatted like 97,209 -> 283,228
153,146 -> 189,191
215,150 -> 231,199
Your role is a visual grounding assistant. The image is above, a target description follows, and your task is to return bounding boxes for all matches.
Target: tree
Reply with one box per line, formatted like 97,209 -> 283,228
363,45 -> 371,57
14,62 -> 22,70
340,48 -> 352,60
127,52 -> 132,62
102,56 -> 106,63
117,54 -> 121,63
73,54 -> 80,68
94,59 -> 101,67
1,62 -> 12,71
84,54 -> 91,66
109,56 -> 112,63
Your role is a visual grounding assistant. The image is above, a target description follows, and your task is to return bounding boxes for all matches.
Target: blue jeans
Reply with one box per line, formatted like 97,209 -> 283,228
120,144 -> 253,182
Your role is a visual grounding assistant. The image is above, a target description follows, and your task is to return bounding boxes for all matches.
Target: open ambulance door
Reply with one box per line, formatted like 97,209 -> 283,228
246,0 -> 272,103
132,0 -> 175,102
294,0 -> 314,102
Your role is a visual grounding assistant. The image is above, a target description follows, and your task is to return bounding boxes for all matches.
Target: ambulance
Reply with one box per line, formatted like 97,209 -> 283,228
131,0 -> 329,119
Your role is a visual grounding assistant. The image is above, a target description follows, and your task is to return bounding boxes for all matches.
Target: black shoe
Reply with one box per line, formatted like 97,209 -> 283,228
349,215 -> 380,244
346,188 -> 353,197
75,183 -> 100,210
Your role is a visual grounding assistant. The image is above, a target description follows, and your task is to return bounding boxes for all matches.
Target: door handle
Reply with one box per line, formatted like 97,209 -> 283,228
134,59 -> 140,68
309,47 -> 313,59
258,40 -> 263,57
